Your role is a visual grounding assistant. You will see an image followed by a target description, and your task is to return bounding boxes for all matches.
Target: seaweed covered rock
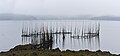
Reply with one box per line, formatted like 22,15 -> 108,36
9,44 -> 36,51
51,48 -> 61,52
0,44 -> 120,56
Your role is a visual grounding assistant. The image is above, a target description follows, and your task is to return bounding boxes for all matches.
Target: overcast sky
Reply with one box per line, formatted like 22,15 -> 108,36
0,0 -> 120,16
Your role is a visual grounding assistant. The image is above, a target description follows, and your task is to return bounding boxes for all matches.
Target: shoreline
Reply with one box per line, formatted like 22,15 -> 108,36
0,44 -> 120,56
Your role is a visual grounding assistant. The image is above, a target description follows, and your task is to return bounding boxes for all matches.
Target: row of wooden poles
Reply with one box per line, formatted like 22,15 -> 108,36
21,23 -> 100,50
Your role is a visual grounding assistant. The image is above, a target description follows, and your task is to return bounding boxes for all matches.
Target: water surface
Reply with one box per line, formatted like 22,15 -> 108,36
0,20 -> 120,54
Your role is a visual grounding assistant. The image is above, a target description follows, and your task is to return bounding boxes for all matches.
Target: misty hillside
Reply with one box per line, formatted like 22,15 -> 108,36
0,14 -> 120,21
0,14 -> 36,20
91,16 -> 120,21
36,15 -> 120,21
36,15 -> 93,20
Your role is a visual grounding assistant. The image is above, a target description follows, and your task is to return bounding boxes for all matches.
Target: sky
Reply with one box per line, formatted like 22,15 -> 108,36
0,0 -> 120,16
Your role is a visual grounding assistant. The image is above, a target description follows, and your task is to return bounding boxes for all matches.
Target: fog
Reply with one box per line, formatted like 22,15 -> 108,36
0,0 -> 120,16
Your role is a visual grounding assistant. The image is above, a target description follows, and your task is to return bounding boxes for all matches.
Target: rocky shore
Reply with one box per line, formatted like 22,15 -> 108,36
0,44 -> 120,56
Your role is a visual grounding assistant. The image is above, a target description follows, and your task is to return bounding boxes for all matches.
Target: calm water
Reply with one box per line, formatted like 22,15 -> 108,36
0,20 -> 120,54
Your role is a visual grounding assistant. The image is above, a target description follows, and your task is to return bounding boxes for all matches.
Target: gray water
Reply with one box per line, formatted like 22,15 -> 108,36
0,20 -> 120,54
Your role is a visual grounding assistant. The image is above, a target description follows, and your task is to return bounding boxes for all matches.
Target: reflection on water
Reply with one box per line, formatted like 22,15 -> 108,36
1,20 -> 120,54
21,21 -> 100,50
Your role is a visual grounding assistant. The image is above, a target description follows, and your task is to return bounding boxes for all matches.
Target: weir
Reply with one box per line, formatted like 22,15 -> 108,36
21,22 -> 100,50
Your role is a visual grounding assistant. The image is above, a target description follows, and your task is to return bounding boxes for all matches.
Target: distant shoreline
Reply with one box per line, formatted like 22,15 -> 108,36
0,19 -> 120,21
1,13 -> 120,21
